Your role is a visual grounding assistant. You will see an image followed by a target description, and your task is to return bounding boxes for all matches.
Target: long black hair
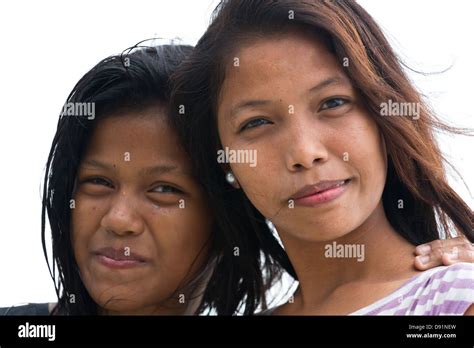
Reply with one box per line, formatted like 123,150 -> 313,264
41,44 -> 222,315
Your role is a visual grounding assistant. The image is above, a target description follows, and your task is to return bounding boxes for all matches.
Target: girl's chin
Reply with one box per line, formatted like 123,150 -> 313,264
96,299 -> 152,315
91,288 -> 145,307
276,217 -> 353,240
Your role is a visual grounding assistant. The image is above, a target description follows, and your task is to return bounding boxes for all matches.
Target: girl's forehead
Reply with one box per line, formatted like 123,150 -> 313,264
231,30 -> 333,66
218,36 -> 348,112
222,35 -> 341,90
83,114 -> 193,173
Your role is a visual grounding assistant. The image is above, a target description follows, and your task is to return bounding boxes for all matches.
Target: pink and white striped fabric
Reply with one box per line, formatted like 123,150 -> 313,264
350,262 -> 474,315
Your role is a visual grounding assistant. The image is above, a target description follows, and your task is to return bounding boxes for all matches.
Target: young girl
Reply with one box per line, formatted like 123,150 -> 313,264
171,0 -> 474,315
1,43 -> 290,315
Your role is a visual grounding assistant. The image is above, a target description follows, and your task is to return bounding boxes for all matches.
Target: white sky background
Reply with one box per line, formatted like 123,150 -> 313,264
0,0 -> 472,308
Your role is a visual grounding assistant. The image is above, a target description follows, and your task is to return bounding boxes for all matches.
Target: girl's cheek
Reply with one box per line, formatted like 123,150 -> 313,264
71,197 -> 103,246
350,124 -> 387,198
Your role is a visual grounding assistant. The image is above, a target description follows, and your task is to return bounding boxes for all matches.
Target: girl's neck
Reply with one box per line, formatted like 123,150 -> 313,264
276,202 -> 417,311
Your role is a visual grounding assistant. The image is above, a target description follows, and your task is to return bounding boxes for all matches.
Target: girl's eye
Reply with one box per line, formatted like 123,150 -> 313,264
320,97 -> 349,111
240,118 -> 271,132
84,177 -> 113,188
151,185 -> 183,194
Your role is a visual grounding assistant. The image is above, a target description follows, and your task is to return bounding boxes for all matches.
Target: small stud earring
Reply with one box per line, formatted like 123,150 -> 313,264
226,171 -> 236,185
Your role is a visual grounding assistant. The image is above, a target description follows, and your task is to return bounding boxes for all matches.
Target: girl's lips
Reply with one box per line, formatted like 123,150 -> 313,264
95,254 -> 146,269
93,247 -> 148,269
290,179 -> 350,206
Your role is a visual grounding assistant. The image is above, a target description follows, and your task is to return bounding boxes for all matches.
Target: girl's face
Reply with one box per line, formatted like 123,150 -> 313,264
217,30 -> 387,242
71,108 -> 212,314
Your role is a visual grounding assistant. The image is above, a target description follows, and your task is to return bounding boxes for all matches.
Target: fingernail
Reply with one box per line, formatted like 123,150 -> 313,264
417,255 -> 430,265
416,244 -> 431,255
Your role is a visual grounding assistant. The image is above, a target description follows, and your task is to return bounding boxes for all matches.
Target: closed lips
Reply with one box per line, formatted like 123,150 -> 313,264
94,247 -> 147,262
291,179 -> 350,200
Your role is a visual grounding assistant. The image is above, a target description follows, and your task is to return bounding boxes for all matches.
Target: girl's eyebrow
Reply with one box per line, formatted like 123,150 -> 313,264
80,159 -> 114,170
309,76 -> 347,94
80,159 -> 180,176
229,76 -> 349,120
141,164 -> 179,176
230,100 -> 272,119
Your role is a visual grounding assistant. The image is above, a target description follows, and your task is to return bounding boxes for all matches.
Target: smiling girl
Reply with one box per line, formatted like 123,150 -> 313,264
171,0 -> 474,315
46,44 -> 215,315
1,43 -> 291,316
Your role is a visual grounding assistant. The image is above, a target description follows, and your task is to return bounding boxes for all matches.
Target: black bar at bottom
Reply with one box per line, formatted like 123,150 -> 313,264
0,316 -> 472,346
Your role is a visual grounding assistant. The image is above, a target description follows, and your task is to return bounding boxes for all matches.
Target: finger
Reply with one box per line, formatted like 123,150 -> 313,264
415,236 -> 471,256
414,245 -> 474,270
414,251 -> 443,270
441,248 -> 474,266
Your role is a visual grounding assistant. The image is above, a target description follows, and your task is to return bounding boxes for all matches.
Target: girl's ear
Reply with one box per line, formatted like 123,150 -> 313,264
219,162 -> 240,189
217,145 -> 240,189
220,145 -> 240,189
225,171 -> 241,189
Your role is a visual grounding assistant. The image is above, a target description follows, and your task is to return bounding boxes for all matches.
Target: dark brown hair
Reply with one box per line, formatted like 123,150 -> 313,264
171,0 -> 473,313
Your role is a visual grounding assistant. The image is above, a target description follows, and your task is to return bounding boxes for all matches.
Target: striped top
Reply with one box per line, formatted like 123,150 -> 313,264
350,262 -> 474,315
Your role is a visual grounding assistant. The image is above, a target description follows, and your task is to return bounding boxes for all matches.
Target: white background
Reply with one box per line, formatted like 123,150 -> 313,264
0,0 -> 472,308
